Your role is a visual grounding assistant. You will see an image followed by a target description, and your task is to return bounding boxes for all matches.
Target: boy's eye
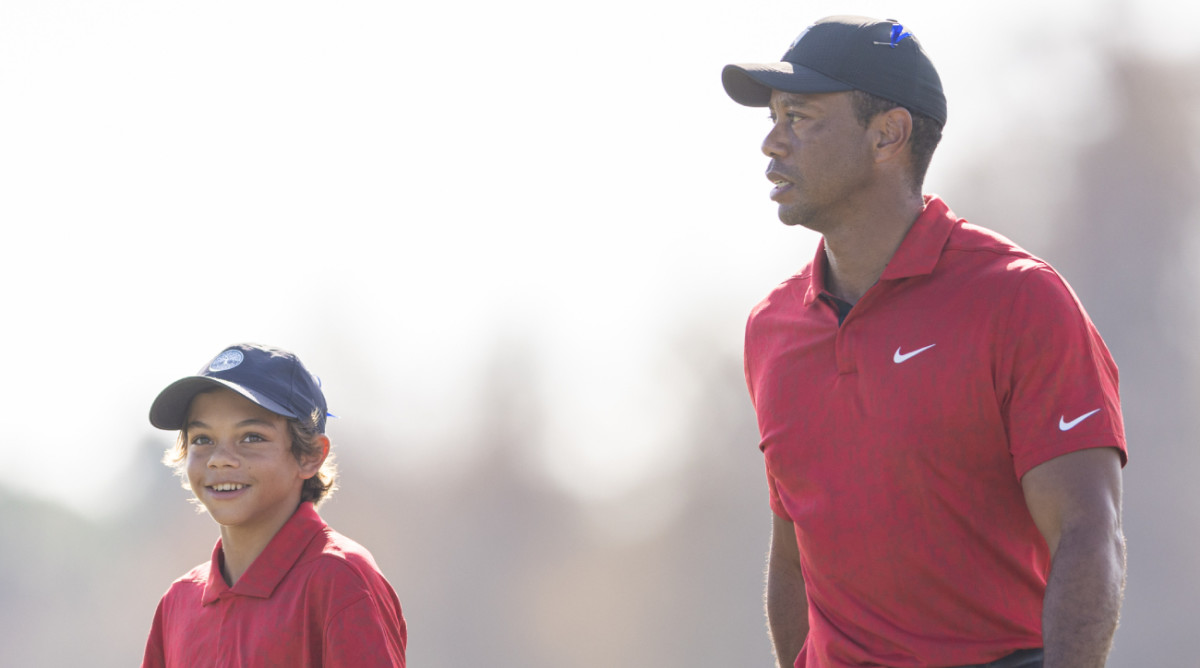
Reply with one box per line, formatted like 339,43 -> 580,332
241,433 -> 266,444
190,435 -> 213,446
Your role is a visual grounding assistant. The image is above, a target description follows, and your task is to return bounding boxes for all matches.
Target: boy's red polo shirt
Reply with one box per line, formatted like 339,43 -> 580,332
744,196 -> 1126,668
142,502 -> 406,667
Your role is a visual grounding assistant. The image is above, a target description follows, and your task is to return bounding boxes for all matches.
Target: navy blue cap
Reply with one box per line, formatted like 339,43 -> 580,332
149,343 -> 330,433
722,15 -> 947,126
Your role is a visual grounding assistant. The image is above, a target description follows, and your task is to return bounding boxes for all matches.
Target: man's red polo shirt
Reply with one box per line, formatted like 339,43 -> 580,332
142,502 -> 406,667
744,196 -> 1126,667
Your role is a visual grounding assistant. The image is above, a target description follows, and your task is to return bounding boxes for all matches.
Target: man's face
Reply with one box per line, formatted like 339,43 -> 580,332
762,90 -> 875,232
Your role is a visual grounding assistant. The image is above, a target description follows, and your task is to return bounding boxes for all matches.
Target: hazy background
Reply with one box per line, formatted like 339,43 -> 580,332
2,1 -> 1198,666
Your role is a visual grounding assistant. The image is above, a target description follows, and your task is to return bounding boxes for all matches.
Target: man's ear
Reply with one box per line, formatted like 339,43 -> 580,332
299,435 -> 331,479
873,106 -> 913,164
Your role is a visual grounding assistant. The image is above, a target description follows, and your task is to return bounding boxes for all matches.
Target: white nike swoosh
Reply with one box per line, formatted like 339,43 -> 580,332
1059,408 -> 1101,431
893,344 -> 936,363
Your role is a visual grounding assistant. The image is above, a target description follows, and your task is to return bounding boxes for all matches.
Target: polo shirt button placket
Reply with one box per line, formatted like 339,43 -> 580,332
835,328 -> 857,375
216,595 -> 233,665
820,293 -> 858,376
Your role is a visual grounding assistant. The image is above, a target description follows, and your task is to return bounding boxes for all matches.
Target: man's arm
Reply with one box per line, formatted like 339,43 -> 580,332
767,513 -> 808,668
1021,446 -> 1125,668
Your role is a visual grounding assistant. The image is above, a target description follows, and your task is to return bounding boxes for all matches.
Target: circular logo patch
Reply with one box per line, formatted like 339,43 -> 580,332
208,349 -> 245,372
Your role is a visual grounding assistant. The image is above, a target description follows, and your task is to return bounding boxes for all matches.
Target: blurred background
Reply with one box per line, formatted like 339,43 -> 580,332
1,0 -> 1197,665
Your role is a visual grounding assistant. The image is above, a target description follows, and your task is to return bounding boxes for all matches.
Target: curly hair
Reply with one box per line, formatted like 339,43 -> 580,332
163,400 -> 338,508
849,89 -> 943,194
289,413 -> 338,505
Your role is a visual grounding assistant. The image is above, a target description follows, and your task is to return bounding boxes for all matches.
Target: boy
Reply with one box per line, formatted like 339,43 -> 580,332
142,343 -> 407,667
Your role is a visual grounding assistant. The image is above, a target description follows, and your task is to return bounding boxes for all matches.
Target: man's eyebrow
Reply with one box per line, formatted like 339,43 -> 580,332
773,93 -> 822,108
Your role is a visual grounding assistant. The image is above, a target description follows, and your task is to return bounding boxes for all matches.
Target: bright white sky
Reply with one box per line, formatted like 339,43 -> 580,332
2,0 -> 1195,518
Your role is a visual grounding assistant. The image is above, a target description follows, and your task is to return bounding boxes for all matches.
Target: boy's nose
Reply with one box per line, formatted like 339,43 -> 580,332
208,441 -> 240,467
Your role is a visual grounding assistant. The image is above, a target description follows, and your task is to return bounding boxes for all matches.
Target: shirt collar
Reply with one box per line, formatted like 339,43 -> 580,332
801,195 -> 958,306
879,195 -> 957,280
201,502 -> 327,605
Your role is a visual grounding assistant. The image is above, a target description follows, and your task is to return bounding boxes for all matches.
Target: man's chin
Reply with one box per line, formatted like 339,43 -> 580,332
777,205 -> 810,228
777,202 -> 830,232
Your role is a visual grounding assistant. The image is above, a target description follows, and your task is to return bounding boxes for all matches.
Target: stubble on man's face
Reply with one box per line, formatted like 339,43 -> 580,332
762,90 -> 875,234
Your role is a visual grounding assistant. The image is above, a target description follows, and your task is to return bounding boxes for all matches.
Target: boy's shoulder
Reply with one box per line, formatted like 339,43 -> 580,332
156,527 -> 389,607
157,558 -> 216,611
259,504 -> 393,596
296,523 -> 390,587
158,506 -> 394,607
178,560 -> 213,585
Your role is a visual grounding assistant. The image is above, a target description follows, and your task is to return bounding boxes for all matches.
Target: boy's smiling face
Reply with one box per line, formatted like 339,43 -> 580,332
184,387 -> 319,542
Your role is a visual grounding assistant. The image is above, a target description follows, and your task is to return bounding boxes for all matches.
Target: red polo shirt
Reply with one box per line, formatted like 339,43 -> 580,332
744,196 -> 1126,668
142,502 -> 406,667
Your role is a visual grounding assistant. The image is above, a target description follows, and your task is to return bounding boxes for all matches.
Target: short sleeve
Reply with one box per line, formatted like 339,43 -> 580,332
140,597 -> 167,668
324,592 -> 407,667
999,266 -> 1126,478
766,467 -> 793,521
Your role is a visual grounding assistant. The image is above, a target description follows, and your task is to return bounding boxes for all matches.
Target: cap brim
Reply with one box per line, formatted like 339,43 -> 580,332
722,62 -> 854,107
149,376 -> 297,430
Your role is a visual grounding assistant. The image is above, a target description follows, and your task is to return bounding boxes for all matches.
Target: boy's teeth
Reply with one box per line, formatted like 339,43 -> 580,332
212,483 -> 246,492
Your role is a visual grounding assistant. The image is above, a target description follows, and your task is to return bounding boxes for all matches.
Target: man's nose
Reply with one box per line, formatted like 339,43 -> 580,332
762,121 -> 788,158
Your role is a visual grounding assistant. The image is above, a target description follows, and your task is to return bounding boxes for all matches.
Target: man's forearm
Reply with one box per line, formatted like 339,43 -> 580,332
766,554 -> 808,667
767,514 -> 808,668
1042,527 -> 1126,668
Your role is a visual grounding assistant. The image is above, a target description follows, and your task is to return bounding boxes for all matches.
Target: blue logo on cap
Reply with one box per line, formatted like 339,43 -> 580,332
875,23 -> 913,49
209,349 -> 245,372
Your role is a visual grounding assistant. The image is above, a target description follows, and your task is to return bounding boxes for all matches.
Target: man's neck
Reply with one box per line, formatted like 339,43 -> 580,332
821,194 -> 925,304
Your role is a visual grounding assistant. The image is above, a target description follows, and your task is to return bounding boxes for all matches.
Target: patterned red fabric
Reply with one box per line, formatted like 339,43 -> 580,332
142,502 -> 406,667
744,196 -> 1125,667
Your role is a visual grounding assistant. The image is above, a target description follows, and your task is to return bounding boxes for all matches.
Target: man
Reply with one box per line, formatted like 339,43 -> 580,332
722,16 -> 1126,668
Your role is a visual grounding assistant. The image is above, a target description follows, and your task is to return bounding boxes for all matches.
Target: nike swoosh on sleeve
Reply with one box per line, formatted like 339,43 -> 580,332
1058,408 -> 1101,431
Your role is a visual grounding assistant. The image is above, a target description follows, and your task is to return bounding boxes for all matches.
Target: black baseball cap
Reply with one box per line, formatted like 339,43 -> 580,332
722,15 -> 947,126
150,343 -> 331,433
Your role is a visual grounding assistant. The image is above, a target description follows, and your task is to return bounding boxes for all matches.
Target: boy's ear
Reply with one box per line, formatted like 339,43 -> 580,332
299,435 -> 331,480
